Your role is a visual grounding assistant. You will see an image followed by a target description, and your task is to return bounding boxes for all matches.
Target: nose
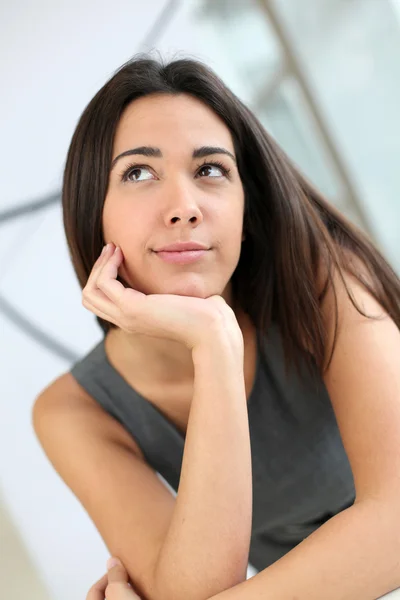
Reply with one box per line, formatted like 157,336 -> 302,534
163,182 -> 203,228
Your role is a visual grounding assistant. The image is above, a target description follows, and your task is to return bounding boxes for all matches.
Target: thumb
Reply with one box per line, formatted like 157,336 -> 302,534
106,557 -> 130,584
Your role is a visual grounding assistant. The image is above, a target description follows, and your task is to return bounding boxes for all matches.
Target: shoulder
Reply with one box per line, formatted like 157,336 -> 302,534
314,253 -> 400,504
316,249 -> 399,395
319,251 -> 391,342
309,246 -> 396,359
32,371 -> 144,459
33,369 -> 108,417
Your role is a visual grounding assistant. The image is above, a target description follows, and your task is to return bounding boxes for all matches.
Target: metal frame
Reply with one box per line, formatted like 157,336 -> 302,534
255,0 -> 374,236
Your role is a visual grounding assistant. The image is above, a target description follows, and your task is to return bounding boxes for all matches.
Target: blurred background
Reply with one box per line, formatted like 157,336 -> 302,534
1,1 -> 400,598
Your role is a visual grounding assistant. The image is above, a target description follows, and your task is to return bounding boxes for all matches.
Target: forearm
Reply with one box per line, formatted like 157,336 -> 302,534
208,499 -> 400,600
153,330 -> 253,600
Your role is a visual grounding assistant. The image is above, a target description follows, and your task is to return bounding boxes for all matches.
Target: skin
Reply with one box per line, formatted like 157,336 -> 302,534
84,93 -> 250,598
84,97 -> 400,600
101,92 -> 246,384
86,558 -> 141,599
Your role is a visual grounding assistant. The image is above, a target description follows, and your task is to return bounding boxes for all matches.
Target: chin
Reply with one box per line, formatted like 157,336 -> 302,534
155,278 -> 224,299
124,267 -> 228,299
163,284 -> 210,298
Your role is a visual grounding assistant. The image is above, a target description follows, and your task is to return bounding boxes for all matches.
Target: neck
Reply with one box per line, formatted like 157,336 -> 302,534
105,291 -> 246,385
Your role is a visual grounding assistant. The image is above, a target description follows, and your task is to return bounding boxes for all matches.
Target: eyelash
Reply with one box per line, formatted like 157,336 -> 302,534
118,159 -> 232,183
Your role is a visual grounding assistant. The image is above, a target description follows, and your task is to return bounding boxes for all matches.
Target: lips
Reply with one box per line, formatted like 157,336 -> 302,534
154,241 -> 209,252
154,248 -> 209,265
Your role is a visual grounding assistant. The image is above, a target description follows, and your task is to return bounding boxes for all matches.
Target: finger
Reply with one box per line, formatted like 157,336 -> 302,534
86,573 -> 108,600
106,558 -> 130,584
97,248 -> 147,313
85,243 -> 115,291
87,247 -> 146,328
81,297 -> 120,327
91,243 -> 115,279
96,247 -> 133,305
105,558 -> 134,599
83,245 -> 122,315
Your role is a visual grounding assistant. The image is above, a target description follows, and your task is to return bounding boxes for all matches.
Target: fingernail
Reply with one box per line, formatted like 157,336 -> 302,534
101,244 -> 108,255
107,557 -> 121,570
113,246 -> 120,254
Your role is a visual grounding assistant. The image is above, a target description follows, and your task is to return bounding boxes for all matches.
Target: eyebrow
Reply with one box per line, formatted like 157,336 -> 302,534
110,145 -> 237,170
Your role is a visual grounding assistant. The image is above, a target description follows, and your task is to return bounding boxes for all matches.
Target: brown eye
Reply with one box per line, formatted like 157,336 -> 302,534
120,164 -> 155,183
196,161 -> 231,179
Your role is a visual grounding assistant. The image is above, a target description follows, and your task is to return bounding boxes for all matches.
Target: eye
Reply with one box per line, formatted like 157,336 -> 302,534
118,159 -> 232,183
119,163 -> 155,183
196,160 -> 231,179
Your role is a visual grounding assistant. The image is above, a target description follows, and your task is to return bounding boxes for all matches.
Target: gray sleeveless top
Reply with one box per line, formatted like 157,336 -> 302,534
70,323 -> 355,572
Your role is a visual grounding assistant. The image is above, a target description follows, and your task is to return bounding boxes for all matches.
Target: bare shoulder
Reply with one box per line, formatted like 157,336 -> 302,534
32,371 -> 145,459
32,371 -> 177,599
321,250 -> 390,325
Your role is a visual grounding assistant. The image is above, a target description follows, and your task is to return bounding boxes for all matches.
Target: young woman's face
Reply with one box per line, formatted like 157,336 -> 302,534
102,93 -> 245,300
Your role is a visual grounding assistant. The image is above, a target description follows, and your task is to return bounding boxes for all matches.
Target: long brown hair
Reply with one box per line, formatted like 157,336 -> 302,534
62,54 -> 400,380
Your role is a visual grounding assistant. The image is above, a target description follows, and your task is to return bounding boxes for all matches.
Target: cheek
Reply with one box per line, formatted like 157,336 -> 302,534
223,205 -> 245,241
101,201 -> 120,242
102,202 -> 140,245
117,252 -> 141,290
225,215 -> 245,262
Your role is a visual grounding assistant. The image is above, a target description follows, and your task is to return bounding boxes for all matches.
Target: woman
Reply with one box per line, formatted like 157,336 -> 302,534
33,55 -> 400,600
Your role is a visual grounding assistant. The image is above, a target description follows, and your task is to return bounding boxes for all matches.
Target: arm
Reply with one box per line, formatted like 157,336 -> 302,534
36,236 -> 254,600
153,329 -> 253,600
33,327 -> 252,600
207,499 -> 400,600
204,270 -> 400,600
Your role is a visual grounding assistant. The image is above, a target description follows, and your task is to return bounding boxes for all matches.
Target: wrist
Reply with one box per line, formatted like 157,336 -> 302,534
192,324 -> 244,366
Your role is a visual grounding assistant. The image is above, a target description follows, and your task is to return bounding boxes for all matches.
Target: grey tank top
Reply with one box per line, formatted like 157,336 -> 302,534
70,322 -> 355,572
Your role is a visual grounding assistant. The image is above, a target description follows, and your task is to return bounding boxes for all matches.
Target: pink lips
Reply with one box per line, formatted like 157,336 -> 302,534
153,240 -> 210,264
155,249 -> 209,264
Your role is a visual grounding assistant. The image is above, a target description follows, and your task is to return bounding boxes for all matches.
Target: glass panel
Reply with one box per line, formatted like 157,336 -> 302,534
188,0 -> 352,221
256,76 -> 344,207
272,0 -> 400,270
190,0 -> 283,102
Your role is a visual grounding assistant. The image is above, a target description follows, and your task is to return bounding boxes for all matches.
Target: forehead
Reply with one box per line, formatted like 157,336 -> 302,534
113,93 -> 235,155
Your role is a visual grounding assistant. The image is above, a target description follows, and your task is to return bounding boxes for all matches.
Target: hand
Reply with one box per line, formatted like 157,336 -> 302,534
82,242 -> 243,350
86,557 -> 142,600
